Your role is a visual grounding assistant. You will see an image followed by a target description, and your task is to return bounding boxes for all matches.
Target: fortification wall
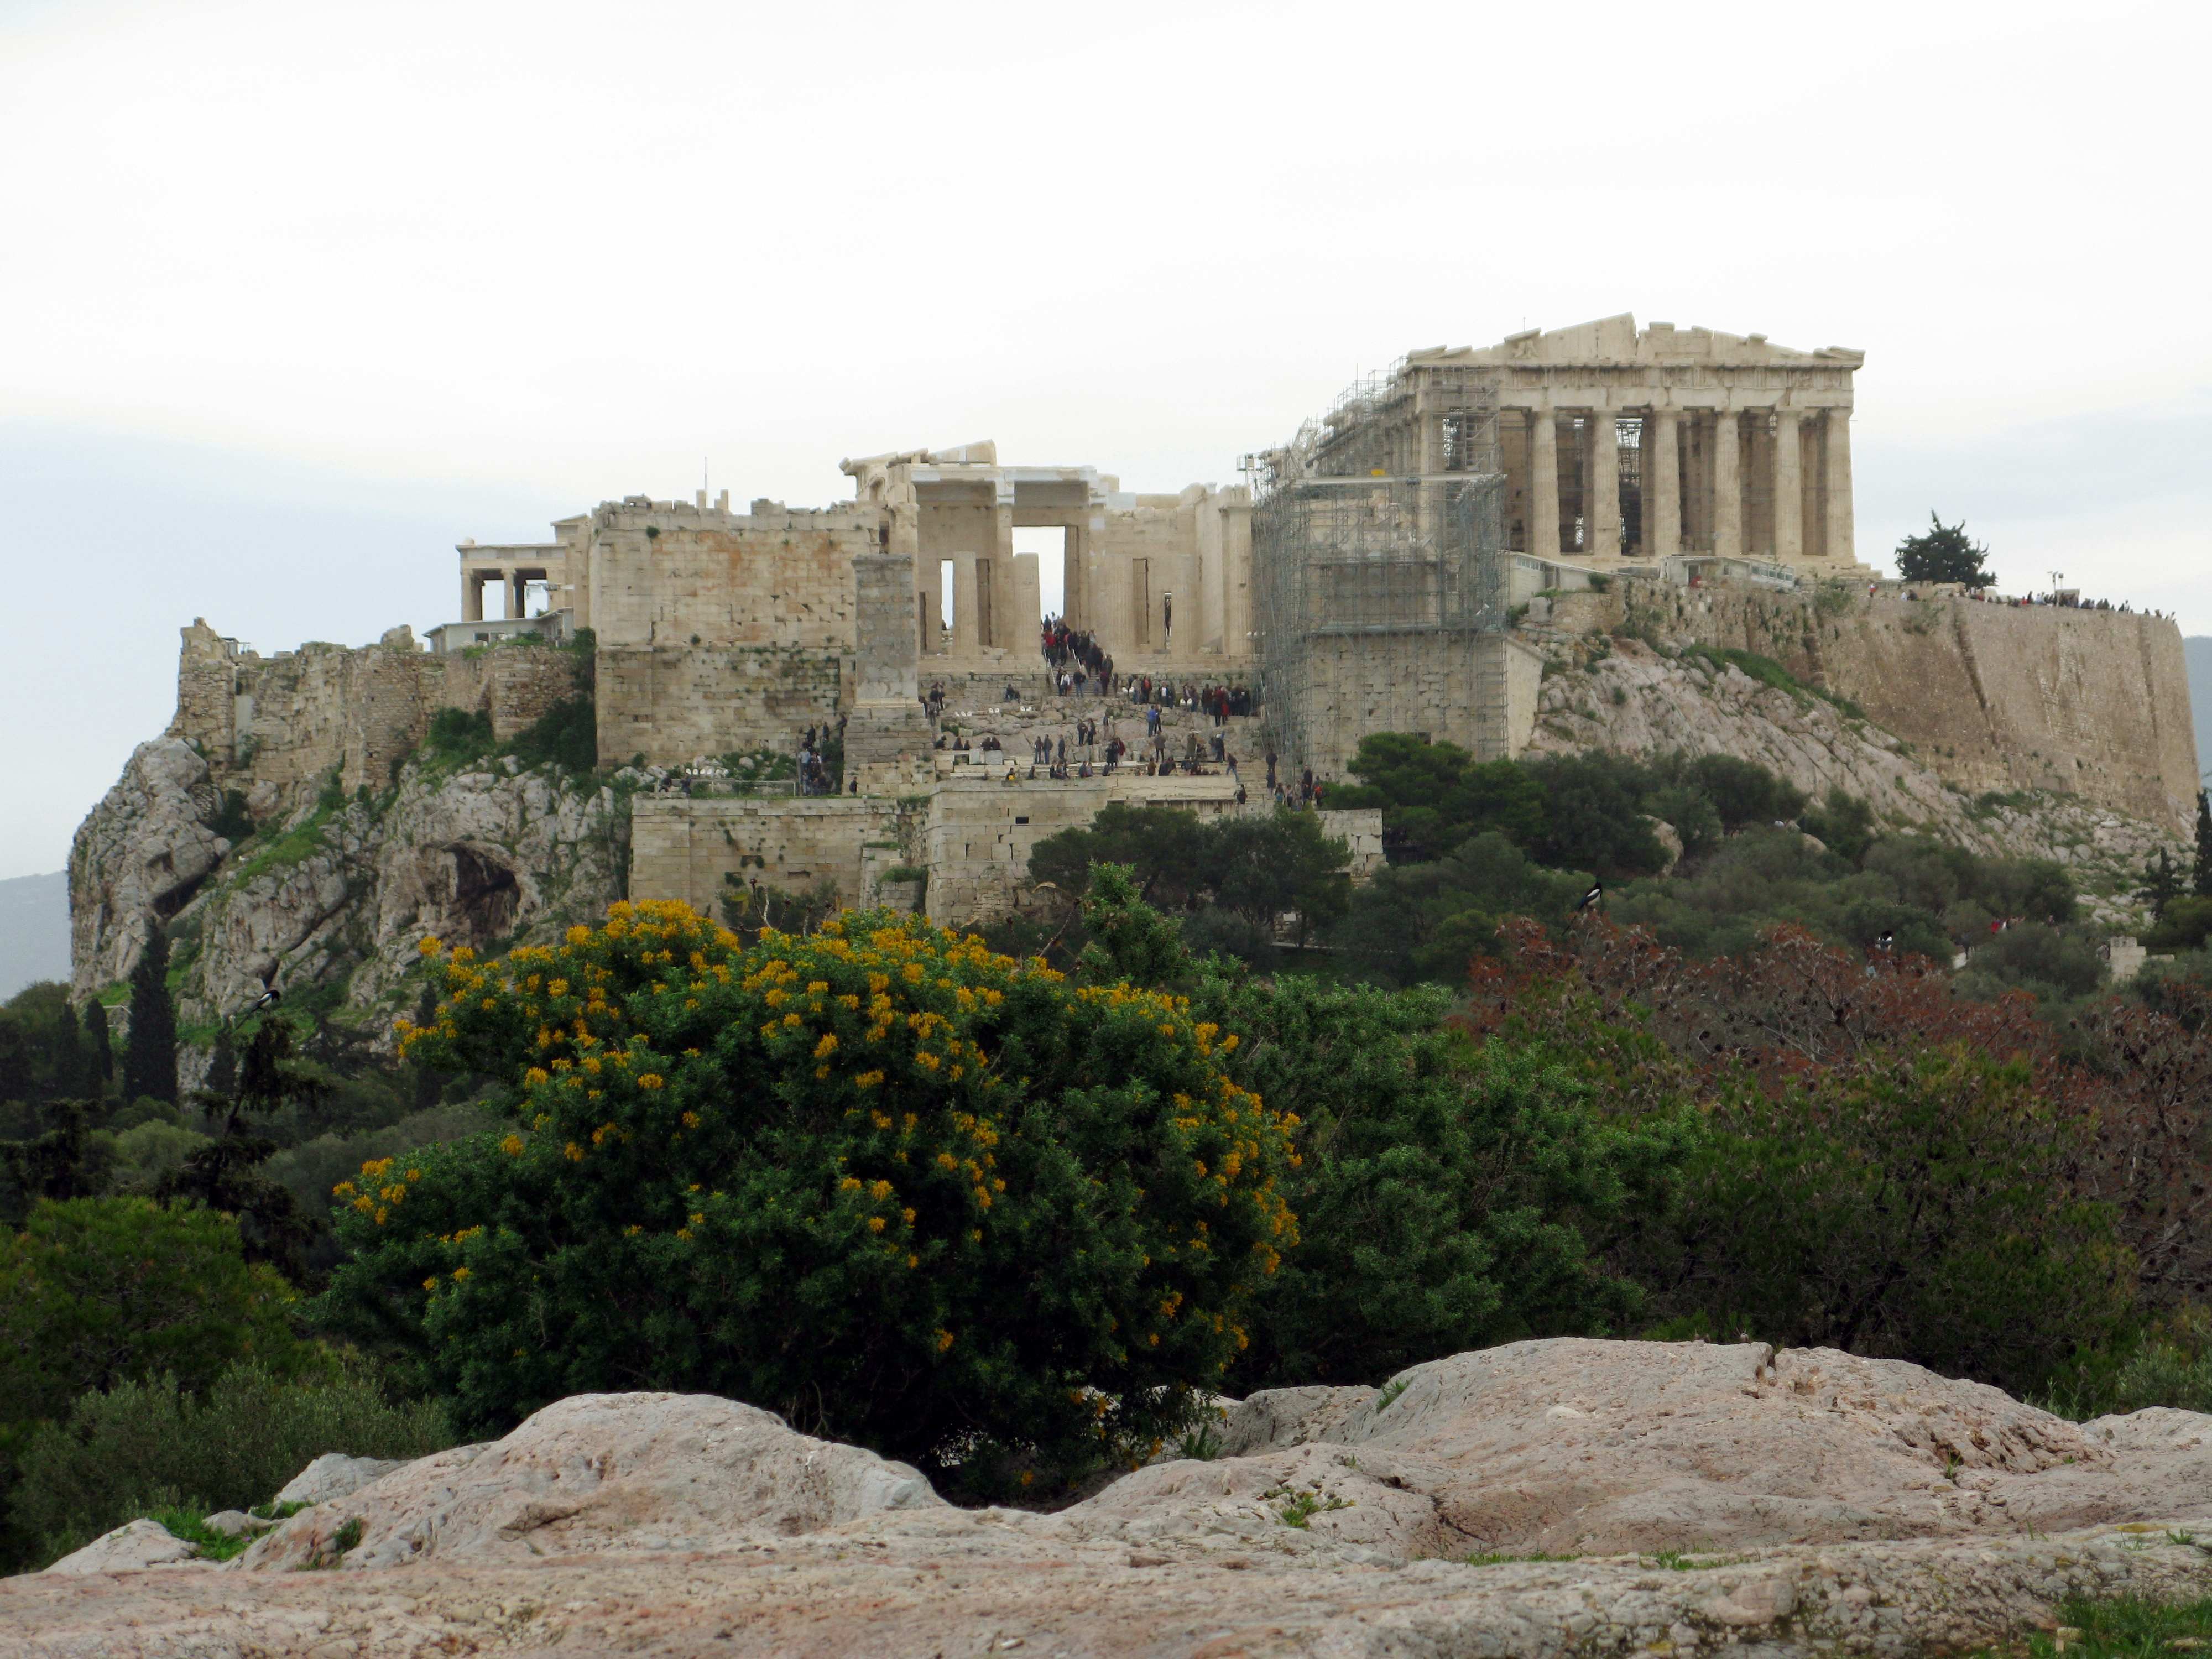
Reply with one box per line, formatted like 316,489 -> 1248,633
1611,583 -> 2199,833
1295,631 -> 1543,776
596,646 -> 847,768
166,623 -> 584,806
585,503 -> 870,651
629,795 -> 889,919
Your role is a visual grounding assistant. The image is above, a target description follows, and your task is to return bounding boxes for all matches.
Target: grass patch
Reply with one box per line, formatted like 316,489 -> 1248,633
229,802 -> 337,886
1272,1488 -> 1353,1528
149,1506 -> 256,1563
1465,1549 -> 1581,1566
1680,643 -> 1865,719
1968,1593 -> 2212,1657
1374,1377 -> 1411,1413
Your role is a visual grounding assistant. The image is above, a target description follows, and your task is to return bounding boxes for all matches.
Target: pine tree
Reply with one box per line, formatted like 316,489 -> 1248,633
1894,513 -> 1996,588
2197,790 -> 2212,899
2140,847 -> 2183,919
123,926 -> 178,1104
80,999 -> 113,1087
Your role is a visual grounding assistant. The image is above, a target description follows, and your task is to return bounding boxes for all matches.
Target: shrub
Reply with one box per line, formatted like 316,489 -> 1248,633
0,1198 -> 302,1432
505,697 -> 596,773
1634,1046 -> 2128,1395
320,902 -> 1297,1489
9,1359 -> 452,1567
1191,972 -> 1686,1388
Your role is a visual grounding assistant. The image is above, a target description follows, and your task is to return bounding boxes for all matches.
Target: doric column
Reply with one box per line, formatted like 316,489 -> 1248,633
1824,409 -> 1854,565
1528,410 -> 1561,557
1588,409 -> 1621,557
1712,411 -> 1743,559
1646,408 -> 1681,558
462,572 -> 482,623
1773,409 -> 1804,559
952,553 -> 981,654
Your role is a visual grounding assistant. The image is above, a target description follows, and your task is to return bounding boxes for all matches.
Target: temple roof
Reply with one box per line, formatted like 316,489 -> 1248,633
1408,314 -> 1863,368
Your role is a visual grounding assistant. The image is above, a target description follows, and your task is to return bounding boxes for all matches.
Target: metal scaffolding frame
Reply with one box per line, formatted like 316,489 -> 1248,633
1246,366 -> 1508,774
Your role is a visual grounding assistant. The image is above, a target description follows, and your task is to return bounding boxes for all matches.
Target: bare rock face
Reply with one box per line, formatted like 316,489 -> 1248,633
1528,639 -> 2183,924
10,1341 -> 2211,1657
67,748 -> 627,1074
240,1392 -> 944,1570
270,1453 -> 413,1510
68,739 -> 230,999
40,1519 -> 203,1576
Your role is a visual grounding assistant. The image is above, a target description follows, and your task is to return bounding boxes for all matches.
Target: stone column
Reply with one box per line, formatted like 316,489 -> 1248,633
952,554 -> 981,654
1587,410 -> 1621,558
1527,410 -> 1561,558
462,572 -> 483,623
1773,409 -> 1804,559
1712,411 -> 1743,559
1824,409 -> 1855,565
1646,408 -> 1681,558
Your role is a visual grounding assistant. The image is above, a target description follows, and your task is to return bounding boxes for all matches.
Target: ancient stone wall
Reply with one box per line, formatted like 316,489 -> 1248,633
596,646 -> 846,768
1292,631 -> 1543,778
629,795 -> 888,920
165,624 -> 583,807
584,501 -> 871,651
1614,583 -> 2199,833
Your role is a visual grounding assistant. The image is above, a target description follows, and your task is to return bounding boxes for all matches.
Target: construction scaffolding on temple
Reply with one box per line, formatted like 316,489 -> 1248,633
1246,362 -> 1510,775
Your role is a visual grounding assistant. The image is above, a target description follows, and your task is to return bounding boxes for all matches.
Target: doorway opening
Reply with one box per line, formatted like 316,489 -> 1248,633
1015,526 -> 1068,622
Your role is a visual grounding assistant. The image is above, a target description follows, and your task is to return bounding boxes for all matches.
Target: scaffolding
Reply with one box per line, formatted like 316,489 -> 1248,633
1247,366 -> 1509,775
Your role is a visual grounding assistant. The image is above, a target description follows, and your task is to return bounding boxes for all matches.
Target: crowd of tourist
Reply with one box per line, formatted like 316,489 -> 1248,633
1042,618 -> 1113,696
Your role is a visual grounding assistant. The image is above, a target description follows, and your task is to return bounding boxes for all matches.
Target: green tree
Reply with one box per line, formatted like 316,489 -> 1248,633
1027,801 -> 1212,909
1525,753 -> 1668,878
12,1360 -> 450,1568
1198,809 -> 1352,948
2140,848 -> 2185,921
1894,512 -> 1995,588
80,1001 -> 113,1089
122,930 -> 178,1105
0,1198 -> 301,1437
320,902 -> 1297,1490
1328,832 -> 1588,987
0,1100 -> 115,1225
162,1021 -> 323,1284
1187,971 -> 1687,1389
1333,734 -> 1546,864
1637,1047 -> 2125,1395
2197,790 -> 2212,899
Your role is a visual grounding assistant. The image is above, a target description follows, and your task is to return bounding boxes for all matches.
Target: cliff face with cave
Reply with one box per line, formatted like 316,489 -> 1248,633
70,741 -> 625,1077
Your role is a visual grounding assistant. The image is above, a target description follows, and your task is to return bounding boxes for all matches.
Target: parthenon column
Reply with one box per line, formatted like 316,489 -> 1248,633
1527,410 -> 1560,557
1646,408 -> 1681,559
1824,409 -> 1854,564
1712,411 -> 1744,559
1772,409 -> 1803,559
1587,409 -> 1621,558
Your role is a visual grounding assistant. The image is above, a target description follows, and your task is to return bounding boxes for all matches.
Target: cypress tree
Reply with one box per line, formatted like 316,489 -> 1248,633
2197,790 -> 2212,899
123,927 -> 178,1104
80,999 -> 113,1087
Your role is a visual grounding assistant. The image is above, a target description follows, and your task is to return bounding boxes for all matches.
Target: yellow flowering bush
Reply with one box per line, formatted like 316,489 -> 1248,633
322,901 -> 1296,1488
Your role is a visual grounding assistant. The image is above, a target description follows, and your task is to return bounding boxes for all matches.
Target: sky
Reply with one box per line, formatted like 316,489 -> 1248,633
3,0 -> 2209,880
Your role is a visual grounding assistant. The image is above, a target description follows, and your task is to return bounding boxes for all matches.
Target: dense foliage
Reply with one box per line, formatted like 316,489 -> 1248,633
1894,511 -> 1996,588
322,901 -> 1297,1486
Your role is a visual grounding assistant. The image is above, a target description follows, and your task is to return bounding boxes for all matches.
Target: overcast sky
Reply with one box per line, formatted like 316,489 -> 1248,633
4,0 -> 2209,880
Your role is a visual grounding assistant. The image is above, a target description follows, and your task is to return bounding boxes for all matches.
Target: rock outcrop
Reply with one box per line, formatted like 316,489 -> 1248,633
1527,637 -> 2184,924
69,740 -> 628,1063
11,1340 -> 2211,1657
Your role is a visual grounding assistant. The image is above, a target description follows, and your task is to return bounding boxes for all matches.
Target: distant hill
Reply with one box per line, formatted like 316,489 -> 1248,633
2189,637 -> 2212,792
0,871 -> 70,1001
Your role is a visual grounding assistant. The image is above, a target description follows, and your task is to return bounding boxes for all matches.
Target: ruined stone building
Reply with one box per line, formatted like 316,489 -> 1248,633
153,315 -> 2199,942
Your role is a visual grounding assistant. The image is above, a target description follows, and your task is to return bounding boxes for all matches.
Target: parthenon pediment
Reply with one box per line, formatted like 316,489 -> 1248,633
1411,314 -> 1864,369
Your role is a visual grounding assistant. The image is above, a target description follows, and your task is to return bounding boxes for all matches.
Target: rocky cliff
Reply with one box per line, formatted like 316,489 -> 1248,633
1523,629 -> 2187,928
1550,581 -> 2201,837
70,737 -> 627,1063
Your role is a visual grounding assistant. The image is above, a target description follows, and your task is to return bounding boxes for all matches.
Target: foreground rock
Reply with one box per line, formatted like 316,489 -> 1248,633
9,1339 -> 2211,1657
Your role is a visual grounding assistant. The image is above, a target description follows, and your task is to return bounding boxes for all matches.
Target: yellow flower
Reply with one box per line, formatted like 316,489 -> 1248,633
416,936 -> 442,957
500,1134 -> 525,1156
452,1266 -> 471,1281
564,1141 -> 585,1162
867,1216 -> 886,1233
637,1073 -> 665,1091
422,1276 -> 437,1291
812,1033 -> 838,1058
935,1329 -> 954,1352
525,1067 -> 550,1086
681,1110 -> 701,1129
